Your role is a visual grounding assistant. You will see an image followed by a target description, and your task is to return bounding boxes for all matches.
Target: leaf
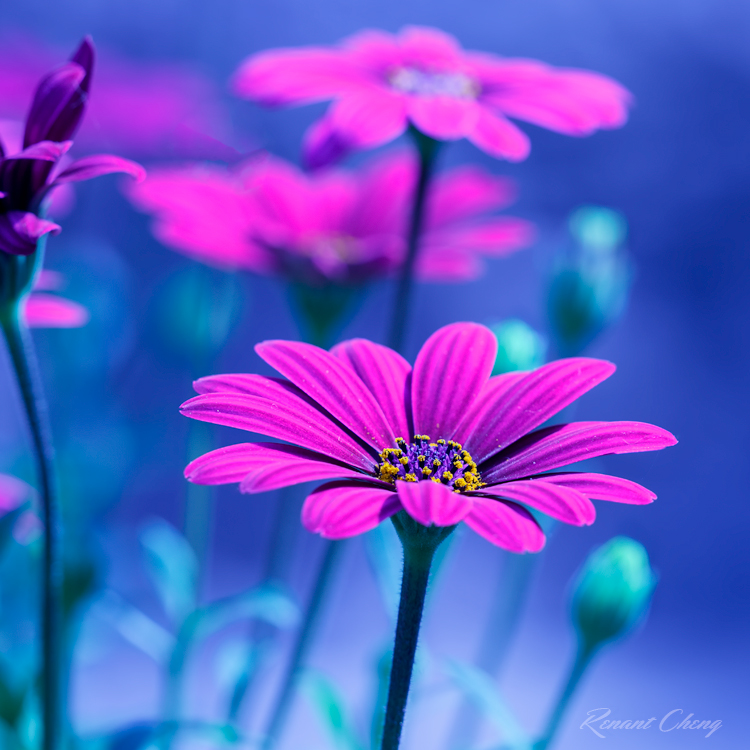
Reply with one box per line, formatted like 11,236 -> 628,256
92,590 -> 175,662
139,518 -> 198,625
443,659 -> 531,749
301,669 -> 364,750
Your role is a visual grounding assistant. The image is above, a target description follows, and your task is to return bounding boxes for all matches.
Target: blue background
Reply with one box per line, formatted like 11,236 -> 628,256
0,1 -> 747,748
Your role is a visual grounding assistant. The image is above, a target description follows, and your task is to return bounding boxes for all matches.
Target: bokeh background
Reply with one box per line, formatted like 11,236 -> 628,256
0,1 -> 747,748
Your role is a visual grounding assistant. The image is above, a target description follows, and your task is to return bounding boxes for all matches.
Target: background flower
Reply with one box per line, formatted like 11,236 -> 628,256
126,150 -> 534,284
233,25 -> 631,166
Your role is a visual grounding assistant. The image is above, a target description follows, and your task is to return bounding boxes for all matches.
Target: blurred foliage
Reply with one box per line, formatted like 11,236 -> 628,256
547,206 -> 631,357
490,319 -> 547,375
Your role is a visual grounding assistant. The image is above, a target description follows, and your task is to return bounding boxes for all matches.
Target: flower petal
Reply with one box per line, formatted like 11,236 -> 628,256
463,496 -> 545,552
408,97 -> 479,140
478,479 -> 595,526
466,107 -> 531,161
396,480 -> 473,527
481,421 -> 678,484
330,338 -> 412,440
302,481 -> 401,538
23,62 -> 86,147
23,293 -> 89,328
184,441 -> 367,490
52,154 -> 146,185
180,376 -> 378,472
536,472 -> 656,505
464,358 -> 617,464
325,91 -> 408,149
232,47 -> 372,105
0,212 -> 61,255
255,340 -> 396,452
412,322 -> 497,439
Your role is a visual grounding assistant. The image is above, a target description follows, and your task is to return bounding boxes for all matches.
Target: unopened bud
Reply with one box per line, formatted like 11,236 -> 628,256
490,319 -> 547,375
572,536 -> 656,652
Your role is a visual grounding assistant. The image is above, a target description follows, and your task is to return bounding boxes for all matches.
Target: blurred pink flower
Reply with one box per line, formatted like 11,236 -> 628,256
23,270 -> 88,328
126,151 -> 534,285
0,29 -> 235,160
233,25 -> 632,167
0,473 -> 42,544
180,323 -> 676,550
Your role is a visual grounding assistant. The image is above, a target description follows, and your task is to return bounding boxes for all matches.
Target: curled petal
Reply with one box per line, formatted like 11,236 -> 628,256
482,421 -> 678,484
408,97 -> 479,140
23,62 -> 87,147
302,481 -> 402,538
463,496 -> 545,552
330,338 -> 412,440
412,322 -> 497,439
52,154 -> 146,185
396,479 -> 473,527
0,212 -> 61,255
478,480 -> 595,526
255,340 -> 396,452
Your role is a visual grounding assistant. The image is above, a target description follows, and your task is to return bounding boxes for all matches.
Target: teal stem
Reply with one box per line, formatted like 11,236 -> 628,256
387,130 -> 440,353
227,486 -> 300,722
380,513 -> 453,750
533,645 -> 595,750
261,539 -> 343,750
0,296 -> 62,750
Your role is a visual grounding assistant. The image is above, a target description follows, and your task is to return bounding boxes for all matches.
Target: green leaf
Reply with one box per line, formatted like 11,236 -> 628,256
444,659 -> 531,749
139,519 -> 198,625
301,669 -> 364,750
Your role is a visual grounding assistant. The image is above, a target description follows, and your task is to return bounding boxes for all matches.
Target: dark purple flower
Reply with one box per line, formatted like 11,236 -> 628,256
180,323 -> 676,552
0,38 -> 145,257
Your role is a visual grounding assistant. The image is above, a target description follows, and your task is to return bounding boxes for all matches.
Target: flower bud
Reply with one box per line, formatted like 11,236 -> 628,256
547,206 -> 631,356
490,318 -> 547,375
572,536 -> 656,652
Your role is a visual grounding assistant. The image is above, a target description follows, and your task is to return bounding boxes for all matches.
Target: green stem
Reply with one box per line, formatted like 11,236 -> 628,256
381,513 -> 453,750
387,130 -> 440,353
0,301 -> 62,750
533,645 -> 595,750
261,539 -> 342,750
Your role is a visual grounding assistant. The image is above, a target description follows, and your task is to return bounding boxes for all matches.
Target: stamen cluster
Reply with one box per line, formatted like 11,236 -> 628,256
389,68 -> 479,99
378,435 -> 484,493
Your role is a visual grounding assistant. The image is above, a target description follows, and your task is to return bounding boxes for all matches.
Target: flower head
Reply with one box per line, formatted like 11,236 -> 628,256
0,38 -> 145,257
180,322 -> 675,552
126,151 -> 533,285
233,26 -> 632,167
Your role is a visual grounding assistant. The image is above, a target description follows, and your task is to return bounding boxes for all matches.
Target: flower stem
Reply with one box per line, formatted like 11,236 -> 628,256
381,513 -> 453,750
0,300 -> 62,750
261,538 -> 343,750
387,130 -> 440,353
533,645 -> 594,750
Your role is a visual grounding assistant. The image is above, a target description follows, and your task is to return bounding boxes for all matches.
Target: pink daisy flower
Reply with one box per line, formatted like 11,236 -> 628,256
23,269 -> 88,328
126,151 -> 534,285
180,322 -> 675,552
233,25 -> 632,167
